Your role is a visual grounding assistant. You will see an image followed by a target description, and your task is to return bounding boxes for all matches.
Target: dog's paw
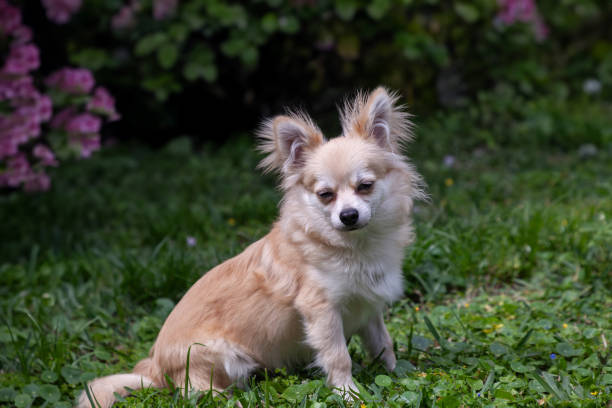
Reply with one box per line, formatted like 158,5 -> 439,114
383,350 -> 397,372
333,380 -> 359,401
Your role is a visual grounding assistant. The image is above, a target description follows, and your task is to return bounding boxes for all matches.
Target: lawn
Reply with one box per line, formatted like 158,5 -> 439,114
1,116 -> 611,406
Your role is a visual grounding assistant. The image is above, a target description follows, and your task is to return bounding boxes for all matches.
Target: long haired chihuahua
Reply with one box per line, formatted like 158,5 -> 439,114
78,87 -> 424,407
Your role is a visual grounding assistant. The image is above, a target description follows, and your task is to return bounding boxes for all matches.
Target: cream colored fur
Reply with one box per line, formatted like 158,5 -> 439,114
77,87 -> 424,407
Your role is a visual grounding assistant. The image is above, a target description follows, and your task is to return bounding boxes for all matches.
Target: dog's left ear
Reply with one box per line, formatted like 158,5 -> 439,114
341,87 -> 413,152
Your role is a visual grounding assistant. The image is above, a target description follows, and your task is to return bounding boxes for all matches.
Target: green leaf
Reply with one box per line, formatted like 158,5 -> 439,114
467,379 -> 483,390
183,62 -> 217,82
158,44 -> 179,69
261,13 -> 278,33
61,365 -> 82,384
240,47 -> 259,67
438,395 -> 461,408
0,388 -> 16,402
41,370 -> 58,383
69,48 -> 111,70
510,360 -> 535,373
600,374 -> 612,385
366,0 -> 391,20
135,32 -> 167,56
489,342 -> 508,356
281,380 -> 322,402
555,342 -> 582,357
39,385 -> 60,403
22,384 -> 40,399
14,394 -> 32,408
375,375 -> 392,387
278,16 -> 299,34
394,359 -> 416,376
583,328 -> 598,339
335,0 -> 358,21
494,389 -> 513,400
454,3 -> 479,23
168,23 -> 189,43
399,391 -> 420,404
411,335 -> 433,350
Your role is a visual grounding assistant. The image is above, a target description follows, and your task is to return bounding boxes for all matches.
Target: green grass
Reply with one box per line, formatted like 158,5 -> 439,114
1,121 -> 611,407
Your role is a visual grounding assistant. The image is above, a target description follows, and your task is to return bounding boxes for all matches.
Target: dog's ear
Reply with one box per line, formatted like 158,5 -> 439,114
257,113 -> 324,175
341,87 -> 413,152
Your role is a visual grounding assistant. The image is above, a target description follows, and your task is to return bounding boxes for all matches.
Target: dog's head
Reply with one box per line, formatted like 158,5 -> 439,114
258,87 -> 424,240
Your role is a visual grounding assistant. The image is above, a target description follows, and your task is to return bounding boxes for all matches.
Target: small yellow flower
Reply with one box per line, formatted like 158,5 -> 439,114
361,404 -> 367,408
563,323 -> 568,329
464,302 -> 470,308
444,178 -> 454,187
495,323 -> 504,330
228,217 -> 236,226
415,306 -> 420,312
591,391 -> 598,396
417,372 -> 427,377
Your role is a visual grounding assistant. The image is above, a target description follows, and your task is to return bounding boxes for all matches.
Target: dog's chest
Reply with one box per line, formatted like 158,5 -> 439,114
310,247 -> 404,334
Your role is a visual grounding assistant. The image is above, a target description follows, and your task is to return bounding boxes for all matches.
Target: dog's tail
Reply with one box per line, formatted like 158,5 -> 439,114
76,357 -> 160,408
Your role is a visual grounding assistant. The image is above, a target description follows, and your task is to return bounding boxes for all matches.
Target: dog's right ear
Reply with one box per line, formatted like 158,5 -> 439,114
257,113 -> 324,176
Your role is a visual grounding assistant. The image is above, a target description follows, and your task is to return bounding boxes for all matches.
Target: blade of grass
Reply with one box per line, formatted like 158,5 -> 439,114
533,370 -> 567,401
423,315 -> 447,350
481,370 -> 495,396
514,328 -> 534,350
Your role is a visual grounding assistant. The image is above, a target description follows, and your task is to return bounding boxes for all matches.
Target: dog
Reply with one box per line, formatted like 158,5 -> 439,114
77,87 -> 425,407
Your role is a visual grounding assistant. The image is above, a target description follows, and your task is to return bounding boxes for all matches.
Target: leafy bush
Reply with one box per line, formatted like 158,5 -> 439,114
0,0 -> 118,192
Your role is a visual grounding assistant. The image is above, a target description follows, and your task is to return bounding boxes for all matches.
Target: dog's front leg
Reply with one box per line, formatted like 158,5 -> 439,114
357,312 -> 396,371
296,290 -> 357,395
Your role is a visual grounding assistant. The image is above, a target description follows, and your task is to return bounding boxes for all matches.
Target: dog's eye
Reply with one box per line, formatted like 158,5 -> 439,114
357,182 -> 374,193
317,190 -> 334,201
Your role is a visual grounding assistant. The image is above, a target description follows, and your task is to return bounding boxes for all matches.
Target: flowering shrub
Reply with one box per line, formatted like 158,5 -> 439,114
0,0 -> 118,192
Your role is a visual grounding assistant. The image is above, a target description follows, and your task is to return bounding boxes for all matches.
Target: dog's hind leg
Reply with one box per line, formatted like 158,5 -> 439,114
169,340 -> 258,400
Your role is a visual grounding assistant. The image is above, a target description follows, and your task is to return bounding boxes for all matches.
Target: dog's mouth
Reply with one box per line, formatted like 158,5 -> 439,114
338,223 -> 368,232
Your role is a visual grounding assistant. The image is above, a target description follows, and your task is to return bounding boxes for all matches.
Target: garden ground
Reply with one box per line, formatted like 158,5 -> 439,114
1,112 -> 611,407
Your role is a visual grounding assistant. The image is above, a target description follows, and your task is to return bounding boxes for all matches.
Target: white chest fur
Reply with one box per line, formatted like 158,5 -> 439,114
307,239 -> 405,337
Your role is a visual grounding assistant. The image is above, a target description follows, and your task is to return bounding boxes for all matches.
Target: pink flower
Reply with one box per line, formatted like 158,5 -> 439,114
49,107 -> 75,129
495,0 -> 548,41
1,44 -> 40,75
69,133 -> 100,158
65,113 -> 101,134
0,0 -> 21,35
24,171 -> 51,191
87,87 -> 120,121
0,153 -> 31,187
45,67 -> 95,94
41,0 -> 82,24
36,95 -> 53,122
33,144 -> 58,166
11,26 -> 33,44
0,137 -> 17,159
153,0 -> 177,20
111,5 -> 136,30
0,76 -> 35,101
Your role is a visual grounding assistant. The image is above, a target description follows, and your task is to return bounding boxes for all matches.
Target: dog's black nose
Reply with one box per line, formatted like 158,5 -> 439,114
339,208 -> 359,226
